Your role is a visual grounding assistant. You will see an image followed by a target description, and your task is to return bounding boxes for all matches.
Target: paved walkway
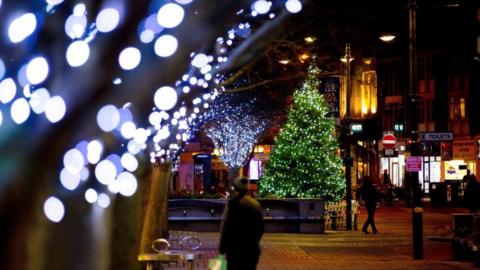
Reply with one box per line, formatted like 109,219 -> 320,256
164,206 -> 478,270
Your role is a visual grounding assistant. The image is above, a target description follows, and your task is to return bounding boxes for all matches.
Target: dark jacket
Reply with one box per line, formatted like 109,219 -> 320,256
219,193 -> 264,261
464,176 -> 480,213
360,182 -> 378,209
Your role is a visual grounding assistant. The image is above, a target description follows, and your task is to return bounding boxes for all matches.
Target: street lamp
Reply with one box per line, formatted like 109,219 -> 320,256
407,0 -> 423,260
343,43 -> 353,231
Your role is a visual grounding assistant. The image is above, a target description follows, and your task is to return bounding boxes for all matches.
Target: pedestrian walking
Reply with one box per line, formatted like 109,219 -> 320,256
360,176 -> 379,234
464,174 -> 480,213
383,169 -> 391,185
219,177 -> 265,270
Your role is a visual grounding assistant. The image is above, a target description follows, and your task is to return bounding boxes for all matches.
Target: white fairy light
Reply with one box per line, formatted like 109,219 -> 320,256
85,188 -> 98,204
43,197 -> 65,223
11,98 -> 30,124
154,86 -> 178,111
286,0 -> 302,13
0,78 -> 17,104
118,47 -> 141,70
154,35 -> 178,57
156,3 -> 184,28
97,105 -> 120,132
8,13 -> 37,43
45,96 -> 66,123
60,167 -> 81,190
96,8 -> 120,33
97,193 -> 110,208
26,57 -> 49,85
66,41 -> 90,67
95,159 -> 117,185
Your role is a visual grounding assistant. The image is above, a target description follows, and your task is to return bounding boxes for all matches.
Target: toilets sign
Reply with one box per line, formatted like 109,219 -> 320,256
419,132 -> 453,141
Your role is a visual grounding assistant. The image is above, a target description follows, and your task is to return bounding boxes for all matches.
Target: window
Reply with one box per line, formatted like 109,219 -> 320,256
449,97 -> 467,120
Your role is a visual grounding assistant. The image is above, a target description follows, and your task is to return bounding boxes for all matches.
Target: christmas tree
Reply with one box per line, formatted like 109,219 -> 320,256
259,66 -> 345,201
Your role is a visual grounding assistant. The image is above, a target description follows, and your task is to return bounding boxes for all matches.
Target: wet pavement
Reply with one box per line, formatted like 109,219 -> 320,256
162,205 -> 477,270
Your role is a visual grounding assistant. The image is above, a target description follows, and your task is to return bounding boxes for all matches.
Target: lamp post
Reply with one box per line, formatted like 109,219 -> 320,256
407,0 -> 423,260
343,43 -> 353,231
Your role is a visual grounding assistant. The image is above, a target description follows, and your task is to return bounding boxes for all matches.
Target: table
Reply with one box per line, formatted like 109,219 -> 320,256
138,251 -> 195,270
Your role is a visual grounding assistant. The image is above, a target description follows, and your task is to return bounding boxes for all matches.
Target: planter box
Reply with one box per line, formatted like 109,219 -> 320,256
168,198 -> 325,233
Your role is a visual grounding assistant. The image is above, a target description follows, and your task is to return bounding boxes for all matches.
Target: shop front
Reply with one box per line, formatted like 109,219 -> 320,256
443,139 -> 477,181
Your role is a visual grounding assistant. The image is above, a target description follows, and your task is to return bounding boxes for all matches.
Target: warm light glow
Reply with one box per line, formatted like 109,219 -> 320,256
379,34 -> 396,43
278,59 -> 289,65
340,57 -> 354,63
304,36 -> 316,43
299,53 -> 310,62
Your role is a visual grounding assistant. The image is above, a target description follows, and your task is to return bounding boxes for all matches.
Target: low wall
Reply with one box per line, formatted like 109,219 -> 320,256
168,198 -> 325,233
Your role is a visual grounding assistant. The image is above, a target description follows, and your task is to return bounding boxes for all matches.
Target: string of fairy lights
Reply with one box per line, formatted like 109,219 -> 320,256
0,0 -> 303,222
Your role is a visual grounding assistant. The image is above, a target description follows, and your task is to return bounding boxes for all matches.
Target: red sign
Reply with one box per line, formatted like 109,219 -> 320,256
382,134 -> 396,149
406,156 -> 422,172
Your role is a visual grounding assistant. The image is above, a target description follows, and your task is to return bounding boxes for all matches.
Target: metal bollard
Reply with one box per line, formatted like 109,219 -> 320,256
413,207 -> 424,259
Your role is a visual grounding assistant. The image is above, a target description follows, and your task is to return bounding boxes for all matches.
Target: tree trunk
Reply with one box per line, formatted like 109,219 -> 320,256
139,162 -> 171,254
227,166 -> 242,190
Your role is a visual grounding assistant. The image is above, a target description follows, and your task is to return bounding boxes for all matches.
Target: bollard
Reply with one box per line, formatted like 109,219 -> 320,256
413,207 -> 424,259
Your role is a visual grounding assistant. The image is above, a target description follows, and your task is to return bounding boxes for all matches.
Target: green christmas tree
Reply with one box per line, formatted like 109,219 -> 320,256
259,66 -> 345,201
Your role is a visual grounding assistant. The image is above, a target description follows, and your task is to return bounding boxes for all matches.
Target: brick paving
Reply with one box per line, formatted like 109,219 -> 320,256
163,206 -> 478,270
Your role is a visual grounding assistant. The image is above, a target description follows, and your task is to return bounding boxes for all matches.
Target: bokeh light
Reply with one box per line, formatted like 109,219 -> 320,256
285,0 -> 302,13
43,196 -> 65,223
97,193 -> 110,208
0,78 -> 17,104
175,0 -> 193,4
154,35 -> 178,57
47,0 -> 64,5
8,13 -> 37,43
106,154 -> 123,175
117,172 -> 137,197
121,152 -> 138,172
118,47 -> 141,70
97,105 -> 120,132
66,41 -> 90,67
253,0 -> 271,14
45,96 -> 66,123
191,53 -> 209,68
63,148 -> 84,174
95,159 -> 117,185
11,98 -> 30,124
96,8 -> 120,33
156,3 -> 184,29
29,88 -> 50,114
120,121 -> 136,139
127,140 -> 141,155
85,188 -> 98,204
60,168 -> 81,190
26,57 -> 49,85
139,29 -> 155,43
65,14 -> 87,39
87,140 -> 103,164
154,86 -> 178,111
0,58 -> 5,80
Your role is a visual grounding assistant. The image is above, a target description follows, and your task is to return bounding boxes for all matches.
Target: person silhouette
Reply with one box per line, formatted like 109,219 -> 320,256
219,177 -> 264,269
360,177 -> 379,234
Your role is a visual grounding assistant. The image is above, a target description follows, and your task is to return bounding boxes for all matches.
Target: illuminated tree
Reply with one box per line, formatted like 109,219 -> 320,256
259,66 -> 344,200
197,92 -> 272,184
